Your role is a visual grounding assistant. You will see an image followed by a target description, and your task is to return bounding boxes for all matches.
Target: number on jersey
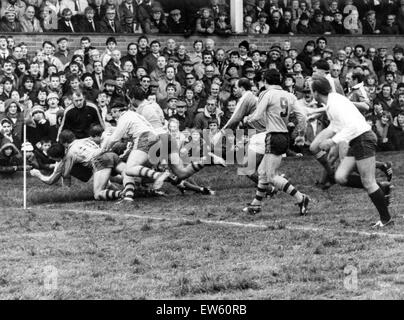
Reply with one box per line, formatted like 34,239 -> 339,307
280,98 -> 289,118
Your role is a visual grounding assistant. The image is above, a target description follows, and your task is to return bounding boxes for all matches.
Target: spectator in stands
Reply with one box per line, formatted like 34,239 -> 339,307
381,14 -> 400,35
270,10 -> 290,34
296,12 -> 311,34
251,12 -> 269,34
196,7 -> 215,35
59,0 -> 88,17
243,15 -> 254,34
0,117 -> 21,148
143,40 -> 161,74
215,11 -> 232,35
27,106 -> 51,147
58,8 -> 77,32
387,112 -> 404,150
309,9 -> 334,34
362,10 -> 381,34
194,96 -> 222,129
99,6 -> 122,33
0,138 -> 23,175
167,9 -> 187,34
80,6 -> 99,32
146,6 -> 168,34
0,0 -> 26,20
20,5 -> 43,32
0,7 -> 23,32
58,90 -> 103,139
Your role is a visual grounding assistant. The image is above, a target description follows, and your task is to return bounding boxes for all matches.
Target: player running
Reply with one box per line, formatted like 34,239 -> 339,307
30,126 -> 126,201
244,70 -> 310,215
310,76 -> 393,228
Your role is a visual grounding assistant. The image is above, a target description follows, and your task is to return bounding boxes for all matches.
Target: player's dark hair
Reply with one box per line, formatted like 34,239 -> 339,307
312,59 -> 330,71
58,130 -> 76,145
237,77 -> 252,91
311,75 -> 332,95
47,143 -> 65,159
352,72 -> 364,83
40,137 -> 52,144
264,69 -> 282,85
89,125 -> 104,138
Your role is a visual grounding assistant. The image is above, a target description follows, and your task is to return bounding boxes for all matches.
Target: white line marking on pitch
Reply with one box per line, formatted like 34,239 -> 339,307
6,207 -> 403,240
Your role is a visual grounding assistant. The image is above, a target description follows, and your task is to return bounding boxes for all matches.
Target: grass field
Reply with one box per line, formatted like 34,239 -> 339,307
0,152 -> 403,300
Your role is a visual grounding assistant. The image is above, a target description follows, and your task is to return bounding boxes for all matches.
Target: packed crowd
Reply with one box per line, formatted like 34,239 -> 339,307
0,0 -> 404,35
0,33 -> 404,175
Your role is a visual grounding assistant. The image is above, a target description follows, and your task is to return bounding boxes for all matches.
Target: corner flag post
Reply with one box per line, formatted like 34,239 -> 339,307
23,122 -> 27,210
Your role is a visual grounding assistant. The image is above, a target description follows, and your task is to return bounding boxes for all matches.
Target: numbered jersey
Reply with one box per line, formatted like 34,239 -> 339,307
258,86 -> 298,133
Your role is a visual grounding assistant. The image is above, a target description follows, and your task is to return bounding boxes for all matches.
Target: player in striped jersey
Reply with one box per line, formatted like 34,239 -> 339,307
311,76 -> 393,228
30,127 -> 126,201
244,70 -> 310,215
102,104 -> 226,202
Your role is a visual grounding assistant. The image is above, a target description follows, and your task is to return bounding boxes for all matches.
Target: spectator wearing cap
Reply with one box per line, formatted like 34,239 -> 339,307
331,11 -> 347,34
238,41 -> 251,66
172,99 -> 193,131
58,90 -> 104,140
381,14 -> 399,35
196,7 -> 215,35
20,5 -> 43,32
79,6 -> 99,33
309,9 -> 335,34
0,7 -> 23,32
54,37 -> 73,67
145,6 -> 169,34
362,10 -> 381,34
176,59 -> 197,88
27,105 -> 51,147
296,12 -> 311,34
167,9 -> 189,34
99,6 -> 122,33
0,0 -> 26,20
251,12 -> 270,34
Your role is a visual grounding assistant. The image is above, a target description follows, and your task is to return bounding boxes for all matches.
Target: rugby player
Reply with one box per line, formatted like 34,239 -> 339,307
244,69 -> 310,215
102,104 -> 225,202
310,76 -> 393,228
30,126 -> 126,201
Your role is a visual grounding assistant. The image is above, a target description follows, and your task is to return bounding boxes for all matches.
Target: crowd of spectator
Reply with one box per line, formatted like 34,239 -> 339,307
0,0 -> 404,35
1,32 -> 404,175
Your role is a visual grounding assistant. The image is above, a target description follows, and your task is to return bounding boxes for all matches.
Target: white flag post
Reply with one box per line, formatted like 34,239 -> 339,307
23,122 -> 27,210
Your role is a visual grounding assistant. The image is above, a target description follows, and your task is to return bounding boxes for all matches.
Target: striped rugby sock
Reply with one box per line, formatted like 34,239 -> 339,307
273,175 -> 303,203
190,161 -> 205,173
251,182 -> 269,206
133,166 -> 161,180
123,182 -> 136,199
97,189 -> 121,201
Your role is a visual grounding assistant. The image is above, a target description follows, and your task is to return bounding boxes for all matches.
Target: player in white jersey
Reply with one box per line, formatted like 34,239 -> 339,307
102,104 -> 226,202
311,76 -> 393,228
30,127 -> 127,201
244,70 -> 310,215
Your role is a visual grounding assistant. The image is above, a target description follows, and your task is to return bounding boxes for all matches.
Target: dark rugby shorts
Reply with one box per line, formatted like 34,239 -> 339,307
265,132 -> 290,155
346,130 -> 377,160
91,152 -> 121,172
136,132 -> 179,156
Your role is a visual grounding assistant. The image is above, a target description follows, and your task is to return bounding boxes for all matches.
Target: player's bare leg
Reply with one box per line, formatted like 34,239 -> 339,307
335,156 -> 393,227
